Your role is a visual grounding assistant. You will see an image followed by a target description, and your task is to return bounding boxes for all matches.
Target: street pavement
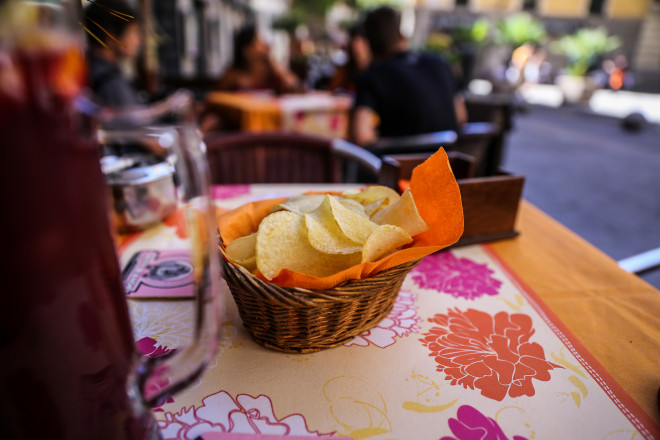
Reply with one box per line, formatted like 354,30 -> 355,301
501,104 -> 660,289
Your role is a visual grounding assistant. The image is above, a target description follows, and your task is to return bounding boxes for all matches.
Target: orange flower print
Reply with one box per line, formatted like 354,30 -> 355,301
421,308 -> 562,401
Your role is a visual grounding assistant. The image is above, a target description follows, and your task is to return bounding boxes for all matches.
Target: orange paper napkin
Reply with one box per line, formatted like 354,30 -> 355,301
217,148 -> 464,289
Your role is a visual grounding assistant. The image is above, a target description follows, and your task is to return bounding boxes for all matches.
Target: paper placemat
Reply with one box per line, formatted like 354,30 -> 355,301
126,245 -> 659,439
121,184 -> 659,439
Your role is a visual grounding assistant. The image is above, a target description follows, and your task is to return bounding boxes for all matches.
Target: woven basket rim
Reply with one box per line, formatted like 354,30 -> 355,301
220,242 -> 420,298
221,255 -> 420,308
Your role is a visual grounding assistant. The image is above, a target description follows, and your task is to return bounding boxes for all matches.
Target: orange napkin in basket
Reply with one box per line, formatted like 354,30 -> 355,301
217,148 -> 463,289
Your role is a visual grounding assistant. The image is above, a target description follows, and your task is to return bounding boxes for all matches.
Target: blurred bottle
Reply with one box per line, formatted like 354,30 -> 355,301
0,1 -> 156,439
0,2 -> 220,439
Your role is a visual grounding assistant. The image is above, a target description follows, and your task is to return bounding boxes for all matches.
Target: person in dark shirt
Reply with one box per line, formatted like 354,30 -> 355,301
352,6 -> 467,146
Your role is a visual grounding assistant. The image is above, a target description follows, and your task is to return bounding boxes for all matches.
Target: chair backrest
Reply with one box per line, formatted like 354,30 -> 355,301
453,122 -> 501,177
369,130 -> 457,157
204,132 -> 381,184
378,150 -> 476,190
372,122 -> 501,177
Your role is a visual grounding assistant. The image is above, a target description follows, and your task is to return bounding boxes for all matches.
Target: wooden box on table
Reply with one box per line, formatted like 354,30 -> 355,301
379,152 -> 525,246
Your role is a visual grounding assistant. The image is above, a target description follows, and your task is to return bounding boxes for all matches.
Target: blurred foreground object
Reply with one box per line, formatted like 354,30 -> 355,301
0,2 -> 220,438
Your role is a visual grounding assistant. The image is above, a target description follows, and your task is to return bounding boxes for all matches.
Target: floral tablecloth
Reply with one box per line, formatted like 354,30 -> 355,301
119,184 -> 660,440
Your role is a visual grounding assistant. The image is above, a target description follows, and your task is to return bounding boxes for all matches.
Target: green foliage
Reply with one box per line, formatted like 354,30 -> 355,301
452,18 -> 491,45
351,0 -> 404,10
424,19 -> 491,69
471,18 -> 490,43
272,11 -> 304,34
275,0 -> 338,36
424,33 -> 454,54
550,27 -> 621,76
291,0 -> 338,17
496,13 -> 546,47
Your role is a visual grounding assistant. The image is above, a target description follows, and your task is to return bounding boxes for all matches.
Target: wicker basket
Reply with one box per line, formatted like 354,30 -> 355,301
220,249 -> 421,353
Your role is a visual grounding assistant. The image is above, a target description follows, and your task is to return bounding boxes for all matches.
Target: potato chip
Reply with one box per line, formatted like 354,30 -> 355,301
338,198 -> 368,217
310,195 -> 378,245
226,233 -> 257,271
343,185 -> 400,208
270,194 -> 326,214
304,214 -> 362,255
256,211 -> 360,280
362,225 -> 412,263
362,198 -> 386,218
226,233 -> 256,260
371,188 -> 429,237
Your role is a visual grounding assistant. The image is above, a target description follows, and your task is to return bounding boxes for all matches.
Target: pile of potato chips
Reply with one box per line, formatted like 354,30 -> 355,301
225,186 -> 429,280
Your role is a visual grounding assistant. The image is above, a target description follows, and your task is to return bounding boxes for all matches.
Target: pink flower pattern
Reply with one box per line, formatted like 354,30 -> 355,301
345,289 -> 420,348
412,252 -> 502,300
440,405 -> 529,440
136,337 -> 176,411
158,391 -> 327,440
137,336 -> 175,358
212,185 -> 250,201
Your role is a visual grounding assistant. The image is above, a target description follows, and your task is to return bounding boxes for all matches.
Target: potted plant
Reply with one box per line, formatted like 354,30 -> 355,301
423,19 -> 491,88
496,13 -> 546,49
550,27 -> 621,104
493,13 -> 547,92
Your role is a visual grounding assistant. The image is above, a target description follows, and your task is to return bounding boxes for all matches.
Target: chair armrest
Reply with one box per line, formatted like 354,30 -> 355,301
331,138 -> 382,178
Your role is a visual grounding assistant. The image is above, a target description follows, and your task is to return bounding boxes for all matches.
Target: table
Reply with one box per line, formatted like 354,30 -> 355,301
119,185 -> 660,440
206,92 -> 352,138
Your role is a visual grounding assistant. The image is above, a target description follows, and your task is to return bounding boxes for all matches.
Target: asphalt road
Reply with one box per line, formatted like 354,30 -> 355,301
501,105 -> 660,289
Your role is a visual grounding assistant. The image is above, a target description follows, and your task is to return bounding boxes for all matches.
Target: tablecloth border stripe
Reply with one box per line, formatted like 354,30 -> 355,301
483,243 -> 660,439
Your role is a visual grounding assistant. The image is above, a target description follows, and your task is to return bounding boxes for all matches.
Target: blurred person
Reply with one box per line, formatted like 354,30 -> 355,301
217,24 -> 300,94
84,0 -> 168,157
330,22 -> 372,93
84,0 -> 145,108
608,54 -> 633,91
351,7 -> 467,147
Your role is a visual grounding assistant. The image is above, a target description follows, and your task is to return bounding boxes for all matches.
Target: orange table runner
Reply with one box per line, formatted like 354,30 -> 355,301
490,200 -> 660,427
119,185 -> 660,439
206,92 -> 351,138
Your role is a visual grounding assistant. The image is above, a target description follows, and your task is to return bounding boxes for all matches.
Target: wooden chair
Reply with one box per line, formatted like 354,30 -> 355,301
204,132 -> 381,184
370,122 -> 501,177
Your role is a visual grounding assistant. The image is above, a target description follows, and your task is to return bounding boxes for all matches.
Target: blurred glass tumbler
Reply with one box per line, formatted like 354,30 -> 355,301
0,2 -> 222,439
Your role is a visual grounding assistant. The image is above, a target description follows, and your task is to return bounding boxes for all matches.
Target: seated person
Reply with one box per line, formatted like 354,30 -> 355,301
217,24 -> 300,94
84,0 -> 167,157
84,0 -> 144,108
329,22 -> 372,93
351,6 -> 467,147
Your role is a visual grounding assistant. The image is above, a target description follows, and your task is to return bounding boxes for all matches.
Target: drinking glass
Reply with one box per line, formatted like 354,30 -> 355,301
0,1 -> 222,439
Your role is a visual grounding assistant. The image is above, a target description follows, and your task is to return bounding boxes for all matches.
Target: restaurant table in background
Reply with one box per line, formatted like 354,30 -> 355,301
117,184 -> 660,440
206,92 -> 352,138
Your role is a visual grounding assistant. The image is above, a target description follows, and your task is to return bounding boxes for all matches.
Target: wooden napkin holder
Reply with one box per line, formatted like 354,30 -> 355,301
455,171 -> 524,246
379,152 -> 524,246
